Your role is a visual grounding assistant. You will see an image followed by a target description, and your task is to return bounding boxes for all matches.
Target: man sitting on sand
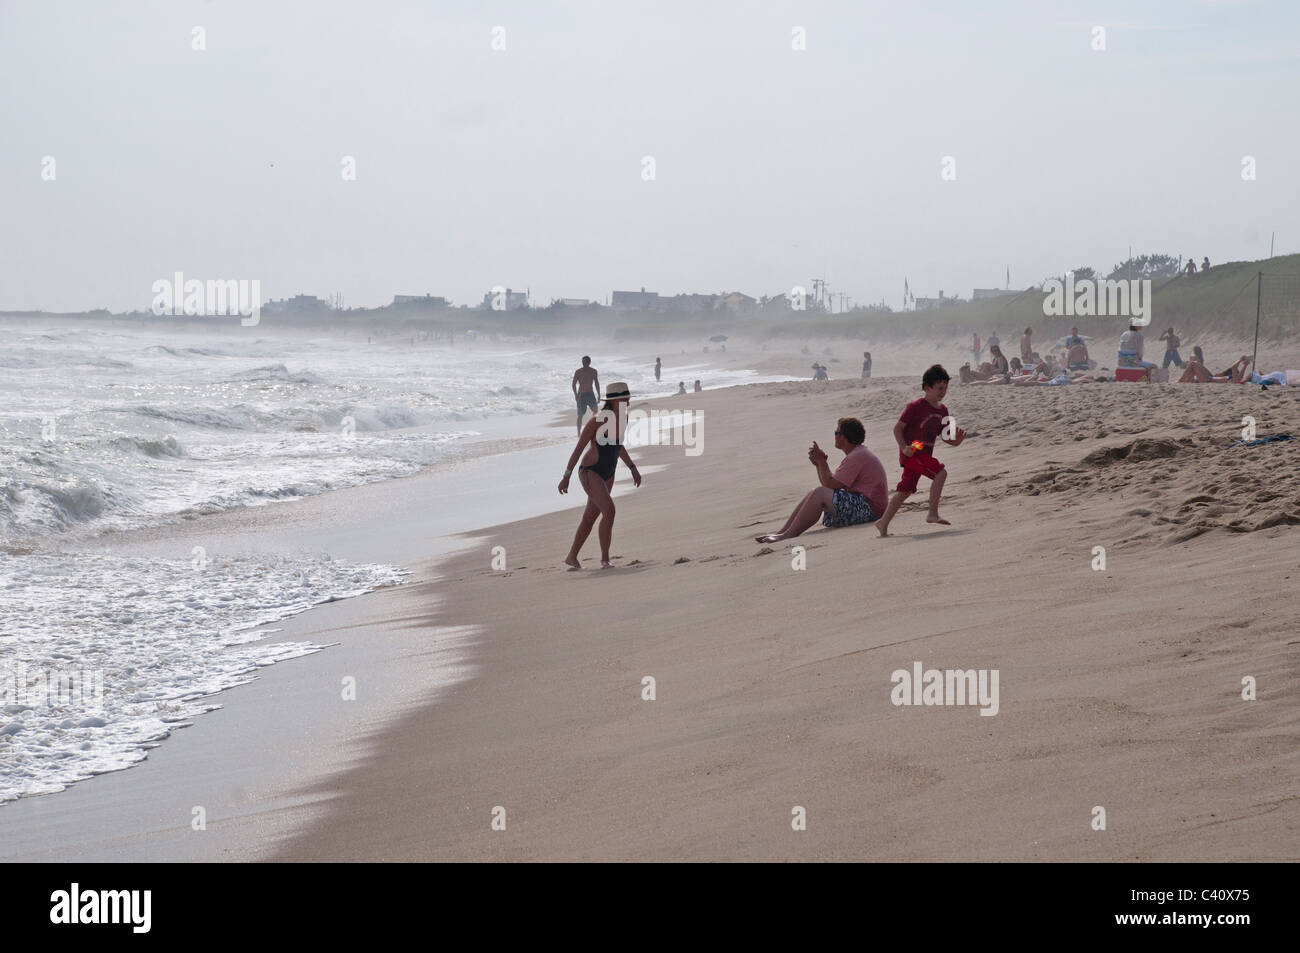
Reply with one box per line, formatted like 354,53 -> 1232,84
1118,325 -> 1167,380
755,417 -> 888,543
1065,327 -> 1090,369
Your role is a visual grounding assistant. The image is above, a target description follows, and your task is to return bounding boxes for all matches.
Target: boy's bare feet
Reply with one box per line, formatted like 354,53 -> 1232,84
926,513 -> 951,525
564,555 -> 582,570
876,522 -> 890,537
755,533 -> 783,543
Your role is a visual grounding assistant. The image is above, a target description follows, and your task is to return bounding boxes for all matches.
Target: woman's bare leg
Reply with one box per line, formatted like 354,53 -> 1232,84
594,476 -> 617,566
565,471 -> 615,568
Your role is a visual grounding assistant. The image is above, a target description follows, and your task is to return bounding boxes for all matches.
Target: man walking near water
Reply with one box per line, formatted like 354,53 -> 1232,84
572,356 -> 601,435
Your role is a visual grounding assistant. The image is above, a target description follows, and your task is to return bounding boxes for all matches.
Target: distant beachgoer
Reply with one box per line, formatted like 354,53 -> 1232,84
1065,326 -> 1090,369
876,365 -> 966,537
572,356 -> 601,436
862,351 -> 873,379
972,332 -> 981,363
693,379 -> 702,393
1020,328 -> 1033,364
1181,354 -> 1252,383
1201,256 -> 1211,272
988,331 -> 1000,351
961,345 -> 1008,382
677,381 -> 687,395
1118,325 -> 1165,379
813,364 -> 829,381
1158,327 -> 1184,368
654,357 -> 661,382
755,417 -> 888,543
558,382 -> 641,570
1185,258 -> 1197,276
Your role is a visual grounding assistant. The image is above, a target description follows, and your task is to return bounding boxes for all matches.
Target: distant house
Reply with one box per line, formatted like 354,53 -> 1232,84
481,288 -> 529,311
263,294 -> 329,316
971,288 -> 1019,301
557,298 -> 593,308
762,293 -> 791,311
611,288 -> 662,310
665,293 -> 717,313
913,291 -> 962,311
393,294 -> 448,307
718,292 -> 756,313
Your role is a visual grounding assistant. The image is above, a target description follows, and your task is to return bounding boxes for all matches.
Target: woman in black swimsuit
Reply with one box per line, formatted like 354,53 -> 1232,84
558,382 -> 642,569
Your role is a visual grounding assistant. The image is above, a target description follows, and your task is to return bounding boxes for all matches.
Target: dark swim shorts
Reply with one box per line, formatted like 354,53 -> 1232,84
822,488 -> 878,528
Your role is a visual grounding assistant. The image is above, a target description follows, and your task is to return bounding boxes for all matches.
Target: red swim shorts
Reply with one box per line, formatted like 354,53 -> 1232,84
897,449 -> 944,493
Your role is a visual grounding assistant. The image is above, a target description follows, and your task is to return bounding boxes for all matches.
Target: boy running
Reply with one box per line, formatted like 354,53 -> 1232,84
876,364 -> 966,536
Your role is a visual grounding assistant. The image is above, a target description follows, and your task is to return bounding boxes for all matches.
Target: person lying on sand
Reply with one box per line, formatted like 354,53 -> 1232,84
755,417 -> 888,543
1179,352 -> 1251,383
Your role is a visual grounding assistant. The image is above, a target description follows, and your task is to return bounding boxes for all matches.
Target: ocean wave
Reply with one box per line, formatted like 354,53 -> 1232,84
110,435 -> 186,458
0,552 -> 408,803
227,363 -> 324,385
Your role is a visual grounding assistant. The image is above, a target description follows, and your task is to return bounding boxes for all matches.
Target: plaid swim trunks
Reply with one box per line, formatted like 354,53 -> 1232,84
822,488 -> 878,528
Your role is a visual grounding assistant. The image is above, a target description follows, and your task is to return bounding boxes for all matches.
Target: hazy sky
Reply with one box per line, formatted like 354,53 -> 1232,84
3,0 -> 1297,312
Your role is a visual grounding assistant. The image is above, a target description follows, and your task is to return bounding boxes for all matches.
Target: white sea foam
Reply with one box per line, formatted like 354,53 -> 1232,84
0,550 -> 406,802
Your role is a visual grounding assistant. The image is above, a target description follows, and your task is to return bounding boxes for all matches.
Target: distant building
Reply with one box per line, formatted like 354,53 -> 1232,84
263,294 -> 329,316
762,293 -> 791,311
556,298 -> 594,308
611,288 -> 662,309
665,293 -> 717,312
481,288 -> 529,311
971,288 -> 1019,301
718,292 -> 756,313
393,294 -> 448,307
913,291 -> 962,311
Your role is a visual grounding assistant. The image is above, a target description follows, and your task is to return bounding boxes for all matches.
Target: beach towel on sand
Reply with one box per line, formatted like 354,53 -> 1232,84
1227,433 -> 1293,449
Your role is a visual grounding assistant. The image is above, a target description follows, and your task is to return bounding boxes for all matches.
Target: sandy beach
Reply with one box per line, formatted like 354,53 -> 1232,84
247,364 -> 1300,862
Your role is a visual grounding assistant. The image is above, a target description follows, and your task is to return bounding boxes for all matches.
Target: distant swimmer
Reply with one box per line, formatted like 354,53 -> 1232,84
862,351 -> 872,379
654,357 -> 662,382
677,381 -> 687,395
693,379 -> 702,392
572,355 -> 601,436
558,383 -> 641,570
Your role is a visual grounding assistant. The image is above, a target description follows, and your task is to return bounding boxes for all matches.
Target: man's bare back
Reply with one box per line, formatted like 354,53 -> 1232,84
573,364 -> 599,395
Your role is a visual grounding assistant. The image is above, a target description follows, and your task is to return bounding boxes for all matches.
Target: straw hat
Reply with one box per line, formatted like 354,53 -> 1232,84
605,382 -> 630,399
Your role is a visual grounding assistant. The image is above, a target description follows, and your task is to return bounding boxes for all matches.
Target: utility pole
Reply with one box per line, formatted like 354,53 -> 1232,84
1251,271 -> 1262,374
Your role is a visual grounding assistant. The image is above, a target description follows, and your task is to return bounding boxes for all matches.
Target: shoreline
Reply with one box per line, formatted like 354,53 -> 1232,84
0,362 -> 776,859
271,373 -> 1299,861
6,346 -> 1298,860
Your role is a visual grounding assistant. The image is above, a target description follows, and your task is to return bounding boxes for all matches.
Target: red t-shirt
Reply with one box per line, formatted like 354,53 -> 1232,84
898,397 -> 948,451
